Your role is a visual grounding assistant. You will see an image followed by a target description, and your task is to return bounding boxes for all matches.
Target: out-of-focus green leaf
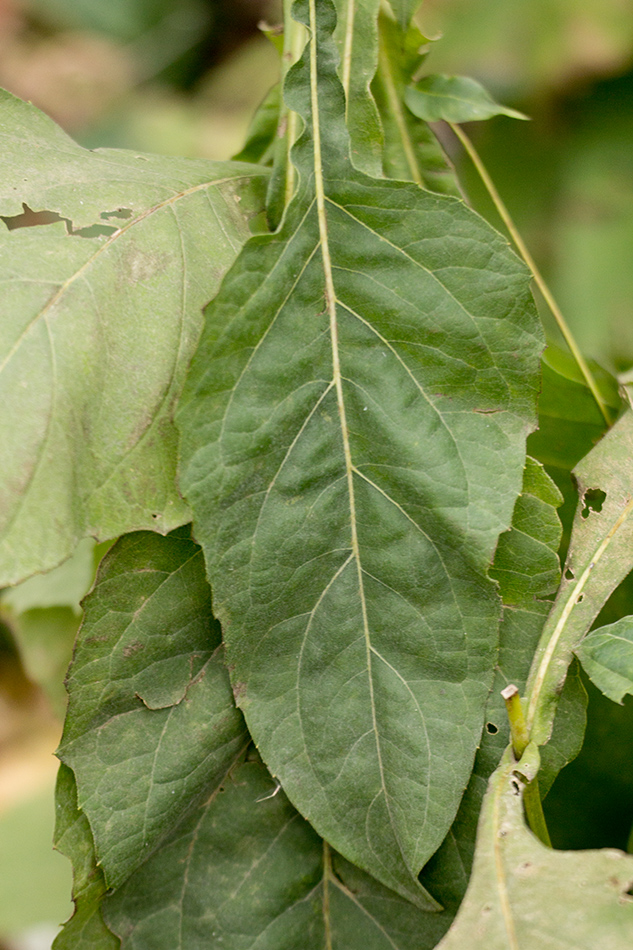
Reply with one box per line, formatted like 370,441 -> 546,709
233,83 -> 281,166
57,528 -> 248,888
386,0 -> 422,30
528,346 -> 619,472
526,408 -> 633,746
405,74 -> 528,124
0,785 -> 72,936
28,0 -> 210,44
372,12 -> 461,194
53,765 -> 120,950
105,757 -> 453,950
576,617 -> 633,703
178,0 -> 542,907
0,89 -> 267,587
435,747 -> 633,950
0,538 -> 98,616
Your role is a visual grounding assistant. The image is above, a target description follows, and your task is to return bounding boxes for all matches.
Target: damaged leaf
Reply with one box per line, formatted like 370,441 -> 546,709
56,528 -> 247,888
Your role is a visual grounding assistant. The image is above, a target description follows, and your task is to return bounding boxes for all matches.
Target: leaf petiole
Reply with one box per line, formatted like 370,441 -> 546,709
501,684 -> 552,847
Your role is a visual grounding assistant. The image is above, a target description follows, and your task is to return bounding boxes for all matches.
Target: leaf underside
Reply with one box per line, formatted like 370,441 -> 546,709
436,748 -> 633,950
0,89 -> 267,587
177,0 -> 543,906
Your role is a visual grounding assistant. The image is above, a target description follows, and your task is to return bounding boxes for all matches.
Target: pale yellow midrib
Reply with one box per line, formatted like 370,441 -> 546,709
308,0 -> 387,817
526,495 -> 633,733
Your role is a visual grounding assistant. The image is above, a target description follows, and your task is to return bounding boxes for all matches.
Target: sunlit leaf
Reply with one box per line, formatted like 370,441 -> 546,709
177,0 -> 542,906
0,90 -> 267,586
435,746 -> 633,950
576,617 -> 633,703
57,528 -> 248,888
405,74 -> 528,124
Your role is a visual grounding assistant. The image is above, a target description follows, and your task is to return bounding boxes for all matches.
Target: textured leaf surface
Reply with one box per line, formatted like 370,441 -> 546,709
57,529 -> 247,888
526,408 -> 633,745
54,765 -> 120,950
576,617 -> 633,703
436,747 -> 633,950
178,0 -> 542,905
105,757 -> 452,950
372,13 -> 462,194
421,457 -> 565,906
405,74 -> 528,124
0,89 -> 267,586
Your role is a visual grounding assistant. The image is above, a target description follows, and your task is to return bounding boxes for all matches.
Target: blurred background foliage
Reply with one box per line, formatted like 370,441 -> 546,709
0,0 -> 632,946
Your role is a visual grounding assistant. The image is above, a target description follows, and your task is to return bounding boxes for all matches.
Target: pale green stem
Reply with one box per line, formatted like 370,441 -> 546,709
501,685 -> 552,848
449,121 -> 611,427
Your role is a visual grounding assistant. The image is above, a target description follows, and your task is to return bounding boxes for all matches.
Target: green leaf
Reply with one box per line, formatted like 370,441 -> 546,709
177,0 -> 543,907
385,0 -> 423,30
421,457 -> 566,904
526,408 -> 633,746
105,757 -> 453,950
333,0 -> 383,176
576,617 -> 633,703
435,747 -> 633,950
372,12 -> 462,194
0,90 -> 267,587
233,83 -> 281,166
528,345 -> 619,472
53,765 -> 120,950
57,528 -> 248,888
405,74 -> 528,124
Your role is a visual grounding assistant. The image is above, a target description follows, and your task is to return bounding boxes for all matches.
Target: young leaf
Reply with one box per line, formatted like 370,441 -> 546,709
104,757 -> 453,950
177,0 -> 543,906
435,747 -> 633,950
405,75 -> 528,124
333,0 -> 383,176
54,765 -> 120,950
0,90 -> 267,587
57,528 -> 248,888
576,617 -> 633,703
526,408 -> 633,746
372,12 -> 462,194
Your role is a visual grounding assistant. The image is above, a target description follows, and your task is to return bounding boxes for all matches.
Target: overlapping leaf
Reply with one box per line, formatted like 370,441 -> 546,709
435,746 -> 633,950
576,617 -> 633,703
333,0 -> 383,176
54,765 -> 120,950
525,408 -> 633,745
372,12 -> 462,194
177,0 -> 543,905
0,89 -> 267,586
57,528 -> 248,889
105,757 -> 454,950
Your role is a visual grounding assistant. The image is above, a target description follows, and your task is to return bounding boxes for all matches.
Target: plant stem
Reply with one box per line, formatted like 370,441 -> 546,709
449,121 -> 611,427
501,685 -> 552,847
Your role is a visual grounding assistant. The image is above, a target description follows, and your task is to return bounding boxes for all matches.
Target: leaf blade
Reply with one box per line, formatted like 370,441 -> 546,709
178,0 -> 543,904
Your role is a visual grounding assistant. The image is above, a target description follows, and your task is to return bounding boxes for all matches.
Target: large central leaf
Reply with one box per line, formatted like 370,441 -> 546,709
177,0 -> 542,905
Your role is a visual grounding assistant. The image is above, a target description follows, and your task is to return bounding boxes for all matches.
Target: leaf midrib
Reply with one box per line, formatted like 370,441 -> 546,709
307,0 -> 407,875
